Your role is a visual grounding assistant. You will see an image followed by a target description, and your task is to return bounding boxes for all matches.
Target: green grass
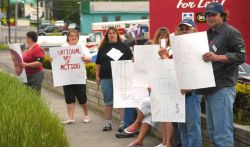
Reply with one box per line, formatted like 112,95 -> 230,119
0,71 -> 69,147
0,44 -> 9,50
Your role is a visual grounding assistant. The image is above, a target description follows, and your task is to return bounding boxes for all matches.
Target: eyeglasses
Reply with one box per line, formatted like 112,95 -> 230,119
179,26 -> 192,32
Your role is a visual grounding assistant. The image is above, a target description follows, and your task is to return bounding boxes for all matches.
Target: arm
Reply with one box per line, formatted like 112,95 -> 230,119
22,61 -> 43,68
96,64 -> 101,85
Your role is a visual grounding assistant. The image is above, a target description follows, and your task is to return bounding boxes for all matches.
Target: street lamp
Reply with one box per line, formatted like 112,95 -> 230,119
77,1 -> 82,34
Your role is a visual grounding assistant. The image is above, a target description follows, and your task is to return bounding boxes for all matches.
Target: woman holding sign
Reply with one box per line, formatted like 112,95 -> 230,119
59,29 -> 92,124
96,27 -> 133,131
22,31 -> 45,94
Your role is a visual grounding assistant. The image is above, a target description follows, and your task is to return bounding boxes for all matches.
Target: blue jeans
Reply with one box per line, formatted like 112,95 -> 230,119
178,91 -> 202,147
124,108 -> 137,128
206,87 -> 236,147
100,79 -> 113,106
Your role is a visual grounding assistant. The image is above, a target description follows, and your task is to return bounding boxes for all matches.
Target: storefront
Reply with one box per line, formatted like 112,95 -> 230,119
150,0 -> 250,63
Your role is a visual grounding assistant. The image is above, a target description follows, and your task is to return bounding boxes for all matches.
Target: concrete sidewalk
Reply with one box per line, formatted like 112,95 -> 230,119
0,51 -> 160,147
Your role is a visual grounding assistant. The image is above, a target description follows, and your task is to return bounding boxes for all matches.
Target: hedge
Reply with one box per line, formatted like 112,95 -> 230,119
0,71 -> 69,147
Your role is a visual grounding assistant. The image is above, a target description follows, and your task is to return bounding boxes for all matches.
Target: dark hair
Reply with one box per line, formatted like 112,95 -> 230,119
66,29 -> 79,42
98,27 -> 122,50
152,27 -> 170,46
220,12 -> 228,22
26,31 -> 38,42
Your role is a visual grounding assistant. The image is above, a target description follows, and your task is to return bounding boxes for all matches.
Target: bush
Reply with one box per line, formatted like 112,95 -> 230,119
201,83 -> 250,125
0,44 -> 9,50
43,55 -> 52,70
0,72 -> 69,147
86,62 -> 96,80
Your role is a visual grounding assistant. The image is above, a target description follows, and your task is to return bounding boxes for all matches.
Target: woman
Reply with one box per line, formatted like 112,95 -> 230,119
126,27 -> 173,147
161,19 -> 202,147
58,29 -> 92,124
95,27 -> 133,131
22,31 -> 45,94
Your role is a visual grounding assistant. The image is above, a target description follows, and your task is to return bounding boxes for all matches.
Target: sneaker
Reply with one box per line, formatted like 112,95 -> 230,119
118,122 -> 125,133
83,116 -> 90,123
155,143 -> 165,147
102,122 -> 112,131
61,119 -> 75,124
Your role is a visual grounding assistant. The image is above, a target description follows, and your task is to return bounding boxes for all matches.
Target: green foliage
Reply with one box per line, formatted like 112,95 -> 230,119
0,44 -> 9,50
234,83 -> 250,125
49,30 -> 62,36
0,72 -> 69,147
86,62 -> 96,80
43,55 -> 52,69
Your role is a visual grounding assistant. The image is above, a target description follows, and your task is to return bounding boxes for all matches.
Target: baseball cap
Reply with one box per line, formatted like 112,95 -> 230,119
178,19 -> 196,27
205,2 -> 224,15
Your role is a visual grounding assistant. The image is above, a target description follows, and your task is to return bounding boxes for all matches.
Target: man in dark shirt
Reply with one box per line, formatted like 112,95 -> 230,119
201,2 -> 246,147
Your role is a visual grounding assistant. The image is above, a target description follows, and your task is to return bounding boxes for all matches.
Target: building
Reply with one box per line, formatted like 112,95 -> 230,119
150,0 -> 250,64
80,1 -> 149,35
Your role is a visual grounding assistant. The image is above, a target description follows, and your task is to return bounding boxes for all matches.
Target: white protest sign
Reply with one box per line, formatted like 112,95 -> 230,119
9,44 -> 28,83
170,31 -> 215,89
49,45 -> 86,87
133,45 -> 160,87
111,60 -> 149,108
150,59 -> 185,122
106,48 -> 123,61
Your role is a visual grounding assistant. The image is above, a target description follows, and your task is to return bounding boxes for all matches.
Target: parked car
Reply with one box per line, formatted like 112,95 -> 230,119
68,23 -> 78,29
238,63 -> 250,84
39,25 -> 62,36
55,20 -> 65,27
62,26 -> 80,36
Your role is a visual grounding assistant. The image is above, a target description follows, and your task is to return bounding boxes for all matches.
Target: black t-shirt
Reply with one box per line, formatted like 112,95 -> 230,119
95,41 -> 133,79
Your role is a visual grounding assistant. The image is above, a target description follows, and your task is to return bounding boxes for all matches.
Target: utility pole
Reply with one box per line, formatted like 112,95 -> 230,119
37,0 -> 39,33
7,0 -> 11,43
15,0 -> 18,43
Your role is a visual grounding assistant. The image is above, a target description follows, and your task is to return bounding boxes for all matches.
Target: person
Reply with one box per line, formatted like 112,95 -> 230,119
199,2 -> 246,146
53,29 -> 92,124
22,31 -> 45,94
171,19 -> 202,147
95,27 -> 133,131
125,27 -> 174,147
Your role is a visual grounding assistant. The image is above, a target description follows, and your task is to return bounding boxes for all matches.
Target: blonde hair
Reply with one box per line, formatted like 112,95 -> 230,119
152,27 -> 170,46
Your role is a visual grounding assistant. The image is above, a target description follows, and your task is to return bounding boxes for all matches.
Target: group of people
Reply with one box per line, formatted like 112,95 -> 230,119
22,2 -> 245,147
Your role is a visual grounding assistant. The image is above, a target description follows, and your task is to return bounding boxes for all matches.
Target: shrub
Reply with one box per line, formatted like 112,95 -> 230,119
86,62 -> 96,80
0,44 -> 9,50
43,55 -> 52,70
0,71 -> 69,147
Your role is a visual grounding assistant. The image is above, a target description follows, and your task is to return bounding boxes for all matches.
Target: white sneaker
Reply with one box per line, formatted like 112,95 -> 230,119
83,116 -> 90,123
61,119 -> 75,124
155,143 -> 165,147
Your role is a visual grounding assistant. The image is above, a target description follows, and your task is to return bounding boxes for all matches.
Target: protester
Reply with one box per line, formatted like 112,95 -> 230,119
52,29 -> 92,124
95,27 -> 133,131
22,31 -> 45,94
199,2 -> 246,146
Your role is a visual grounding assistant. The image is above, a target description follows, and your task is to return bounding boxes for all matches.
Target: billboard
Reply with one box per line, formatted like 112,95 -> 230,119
150,0 -> 250,63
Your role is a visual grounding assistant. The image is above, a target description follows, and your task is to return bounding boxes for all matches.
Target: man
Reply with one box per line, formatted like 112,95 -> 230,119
201,2 -> 246,147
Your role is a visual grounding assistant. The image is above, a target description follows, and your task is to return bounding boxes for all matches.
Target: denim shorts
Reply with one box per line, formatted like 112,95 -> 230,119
100,79 -> 113,106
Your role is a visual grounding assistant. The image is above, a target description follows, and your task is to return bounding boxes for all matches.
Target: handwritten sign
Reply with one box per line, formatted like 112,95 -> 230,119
49,45 -> 86,87
9,44 -> 28,83
170,31 -> 215,89
149,60 -> 185,122
111,60 -> 149,108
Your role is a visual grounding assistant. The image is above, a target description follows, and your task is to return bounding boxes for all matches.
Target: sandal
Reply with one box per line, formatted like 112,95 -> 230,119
61,119 -> 75,124
124,125 -> 140,134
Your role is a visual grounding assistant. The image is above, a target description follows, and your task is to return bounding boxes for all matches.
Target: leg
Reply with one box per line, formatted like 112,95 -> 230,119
63,85 -> 76,120
207,87 -> 236,147
67,103 -> 75,120
133,123 -> 151,144
166,122 -> 173,147
119,108 -> 125,121
75,84 -> 89,116
160,122 -> 167,145
104,105 -> 113,120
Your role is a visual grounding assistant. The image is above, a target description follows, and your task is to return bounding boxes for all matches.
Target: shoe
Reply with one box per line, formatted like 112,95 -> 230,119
155,143 -> 165,147
102,122 -> 112,131
83,116 -> 90,123
61,119 -> 75,124
115,131 -> 134,138
127,140 -> 143,147
124,126 -> 140,134
118,122 -> 125,133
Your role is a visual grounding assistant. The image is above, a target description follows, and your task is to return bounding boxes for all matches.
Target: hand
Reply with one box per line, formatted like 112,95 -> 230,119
180,89 -> 192,95
147,87 -> 151,93
22,62 -> 28,68
158,48 -> 169,59
96,77 -> 100,85
49,58 -> 53,62
81,56 -> 91,63
203,52 -> 218,62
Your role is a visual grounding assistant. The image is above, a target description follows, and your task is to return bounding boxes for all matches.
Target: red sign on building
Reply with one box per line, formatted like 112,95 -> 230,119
150,0 -> 250,63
